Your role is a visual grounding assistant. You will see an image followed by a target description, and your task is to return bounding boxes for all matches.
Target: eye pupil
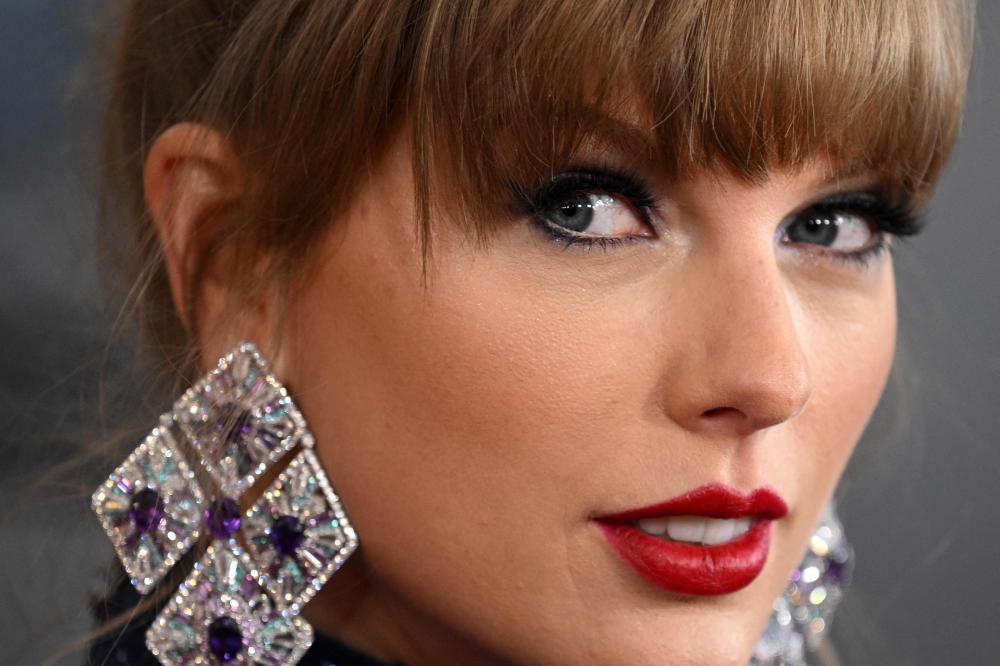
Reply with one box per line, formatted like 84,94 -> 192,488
788,214 -> 840,246
561,203 -> 583,217
547,195 -> 594,232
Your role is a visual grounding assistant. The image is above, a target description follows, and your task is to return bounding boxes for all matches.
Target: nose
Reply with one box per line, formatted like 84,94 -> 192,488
659,237 -> 811,437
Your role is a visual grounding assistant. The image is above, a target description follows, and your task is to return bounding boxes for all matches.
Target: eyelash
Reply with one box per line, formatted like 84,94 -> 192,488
512,169 -> 657,251
513,169 -> 923,261
794,195 -> 922,266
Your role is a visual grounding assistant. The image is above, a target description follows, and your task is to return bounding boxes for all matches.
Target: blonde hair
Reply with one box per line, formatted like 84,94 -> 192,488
100,0 -> 974,381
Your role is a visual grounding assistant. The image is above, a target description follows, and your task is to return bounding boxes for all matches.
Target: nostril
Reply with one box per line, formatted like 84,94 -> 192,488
702,407 -> 744,420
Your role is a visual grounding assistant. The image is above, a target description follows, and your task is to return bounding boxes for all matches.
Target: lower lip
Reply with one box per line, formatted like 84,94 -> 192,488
596,520 -> 774,596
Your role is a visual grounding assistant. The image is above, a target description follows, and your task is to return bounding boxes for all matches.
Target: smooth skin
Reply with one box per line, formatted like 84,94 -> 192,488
146,123 -> 896,666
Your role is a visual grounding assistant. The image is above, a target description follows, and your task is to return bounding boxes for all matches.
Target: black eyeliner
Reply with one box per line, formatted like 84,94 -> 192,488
507,167 -> 660,251
512,167 -> 657,223
531,169 -> 656,212
808,191 -> 924,238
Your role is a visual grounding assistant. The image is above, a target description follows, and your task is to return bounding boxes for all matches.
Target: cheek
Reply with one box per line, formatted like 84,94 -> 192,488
285,213 -> 648,648
776,262 -> 897,542
803,264 -> 896,469
296,252 -> 637,541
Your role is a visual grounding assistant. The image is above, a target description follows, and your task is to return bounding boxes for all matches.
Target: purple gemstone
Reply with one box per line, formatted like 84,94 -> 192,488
205,498 -> 242,539
129,489 -> 165,534
271,515 -> 305,556
207,616 -> 243,662
195,580 -> 212,602
223,410 -> 252,445
258,432 -> 278,451
239,575 -> 259,600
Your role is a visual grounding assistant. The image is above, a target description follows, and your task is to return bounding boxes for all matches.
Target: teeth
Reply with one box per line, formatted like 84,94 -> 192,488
636,516 -> 755,545
665,516 -> 706,543
702,518 -> 735,545
634,517 -> 671,537
733,517 -> 752,538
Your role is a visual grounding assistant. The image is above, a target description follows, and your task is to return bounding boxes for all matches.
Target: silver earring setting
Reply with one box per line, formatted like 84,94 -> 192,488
93,343 -> 358,666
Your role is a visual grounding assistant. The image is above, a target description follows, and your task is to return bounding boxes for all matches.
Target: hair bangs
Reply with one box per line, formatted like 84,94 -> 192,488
101,0 -> 973,370
412,0 -> 973,229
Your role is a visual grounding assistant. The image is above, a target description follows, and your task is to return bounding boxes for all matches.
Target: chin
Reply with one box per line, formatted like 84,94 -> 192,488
588,614 -> 760,666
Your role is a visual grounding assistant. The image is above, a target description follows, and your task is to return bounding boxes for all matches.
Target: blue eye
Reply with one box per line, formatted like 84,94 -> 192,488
780,191 -> 922,263
519,170 -> 658,245
547,195 -> 595,232
784,210 -> 877,252
542,193 -> 651,238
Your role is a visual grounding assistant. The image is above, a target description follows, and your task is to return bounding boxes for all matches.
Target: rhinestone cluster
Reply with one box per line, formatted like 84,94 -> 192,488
750,503 -> 853,666
92,430 -> 204,593
146,544 -> 313,666
243,449 -> 357,614
93,343 -> 358,666
169,344 -> 312,499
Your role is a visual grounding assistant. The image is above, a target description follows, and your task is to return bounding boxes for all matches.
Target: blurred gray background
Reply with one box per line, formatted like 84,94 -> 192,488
1,1 -> 998,665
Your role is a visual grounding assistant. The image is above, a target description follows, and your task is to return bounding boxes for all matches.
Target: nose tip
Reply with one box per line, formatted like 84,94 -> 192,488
697,367 -> 811,434
661,259 -> 813,438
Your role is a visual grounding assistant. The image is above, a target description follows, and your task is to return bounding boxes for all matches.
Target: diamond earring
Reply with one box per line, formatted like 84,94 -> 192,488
750,503 -> 853,666
93,342 -> 358,666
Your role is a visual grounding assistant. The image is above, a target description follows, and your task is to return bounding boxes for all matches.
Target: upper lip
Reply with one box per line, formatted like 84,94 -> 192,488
594,483 -> 789,523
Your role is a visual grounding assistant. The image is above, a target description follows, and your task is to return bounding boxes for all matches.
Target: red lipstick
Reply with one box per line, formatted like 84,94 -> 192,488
595,483 -> 788,596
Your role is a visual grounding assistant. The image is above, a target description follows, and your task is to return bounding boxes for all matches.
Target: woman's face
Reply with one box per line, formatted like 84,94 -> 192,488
214,133 -> 896,665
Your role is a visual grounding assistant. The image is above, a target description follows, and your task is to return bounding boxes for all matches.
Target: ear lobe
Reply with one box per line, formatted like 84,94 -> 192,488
144,123 -> 245,338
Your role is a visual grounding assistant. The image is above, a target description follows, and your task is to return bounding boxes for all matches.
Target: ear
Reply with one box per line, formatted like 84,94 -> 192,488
144,123 -> 255,363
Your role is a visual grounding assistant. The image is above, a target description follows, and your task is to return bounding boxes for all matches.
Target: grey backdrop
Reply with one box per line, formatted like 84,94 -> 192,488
1,2 -> 998,665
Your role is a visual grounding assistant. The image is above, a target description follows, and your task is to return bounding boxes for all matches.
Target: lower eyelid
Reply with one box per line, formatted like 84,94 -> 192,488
843,238 -> 889,264
779,225 -> 885,256
535,218 -> 644,249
